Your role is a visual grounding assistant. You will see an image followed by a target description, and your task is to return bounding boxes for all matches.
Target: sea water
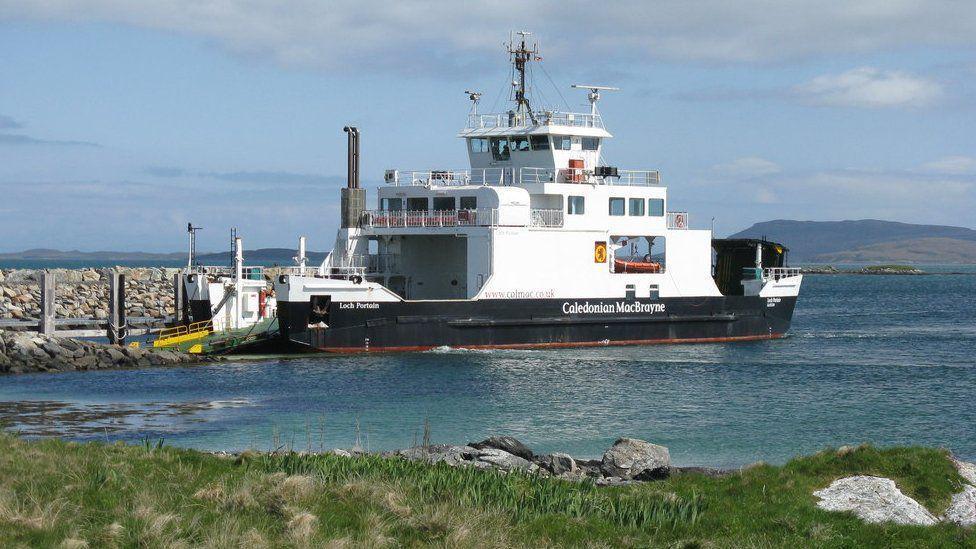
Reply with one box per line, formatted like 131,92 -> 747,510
1,271 -> 974,467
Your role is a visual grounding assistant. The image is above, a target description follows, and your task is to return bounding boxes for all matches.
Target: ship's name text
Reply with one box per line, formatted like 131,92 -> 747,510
561,301 -> 666,315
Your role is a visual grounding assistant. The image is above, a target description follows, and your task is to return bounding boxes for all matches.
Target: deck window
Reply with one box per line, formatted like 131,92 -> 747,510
469,138 -> 489,153
512,136 -> 530,152
490,137 -> 511,161
530,135 -> 550,151
433,197 -> 455,211
582,137 -> 600,151
381,198 -> 403,211
459,196 -> 477,210
407,197 -> 429,211
567,195 -> 585,215
553,136 -> 572,150
629,198 -> 644,216
609,197 -> 625,216
648,198 -> 665,216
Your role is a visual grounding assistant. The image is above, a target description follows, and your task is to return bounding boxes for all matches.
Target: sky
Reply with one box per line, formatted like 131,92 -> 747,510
1,1 -> 975,253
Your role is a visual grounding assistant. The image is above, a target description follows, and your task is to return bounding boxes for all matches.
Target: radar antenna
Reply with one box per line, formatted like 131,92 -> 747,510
464,89 -> 482,114
571,84 -> 619,115
508,31 -> 540,125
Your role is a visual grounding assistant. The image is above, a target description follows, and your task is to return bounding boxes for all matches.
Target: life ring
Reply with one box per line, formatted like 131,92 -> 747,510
351,275 -> 364,284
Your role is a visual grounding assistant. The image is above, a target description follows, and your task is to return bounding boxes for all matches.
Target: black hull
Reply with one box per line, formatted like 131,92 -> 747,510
276,295 -> 797,353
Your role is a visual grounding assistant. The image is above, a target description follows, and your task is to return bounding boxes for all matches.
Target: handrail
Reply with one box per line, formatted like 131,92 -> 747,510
383,167 -> 660,187
155,319 -> 212,341
360,208 -> 499,228
763,267 -> 802,281
465,110 -> 605,130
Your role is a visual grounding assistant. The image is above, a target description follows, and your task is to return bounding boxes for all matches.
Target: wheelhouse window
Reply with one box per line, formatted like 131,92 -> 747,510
567,195 -> 585,215
609,197 -> 625,216
581,137 -> 600,151
432,197 -> 455,211
553,136 -> 572,150
407,197 -> 429,211
490,137 -> 511,161
459,196 -> 477,210
381,197 -> 403,211
468,138 -> 489,153
512,136 -> 530,152
530,135 -> 550,151
629,198 -> 644,216
648,198 -> 665,217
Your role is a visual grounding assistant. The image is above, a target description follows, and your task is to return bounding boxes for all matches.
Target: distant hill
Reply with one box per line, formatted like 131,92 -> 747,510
0,248 -> 328,264
729,220 -> 976,263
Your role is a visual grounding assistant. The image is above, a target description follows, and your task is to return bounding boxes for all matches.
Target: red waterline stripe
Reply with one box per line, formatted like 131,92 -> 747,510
315,333 -> 784,354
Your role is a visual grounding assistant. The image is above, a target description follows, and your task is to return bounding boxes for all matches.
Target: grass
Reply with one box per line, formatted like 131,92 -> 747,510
0,434 -> 972,547
862,264 -> 922,272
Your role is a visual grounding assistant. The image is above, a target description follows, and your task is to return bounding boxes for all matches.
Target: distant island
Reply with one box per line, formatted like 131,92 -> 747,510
730,219 -> 976,264
5,219 -> 976,265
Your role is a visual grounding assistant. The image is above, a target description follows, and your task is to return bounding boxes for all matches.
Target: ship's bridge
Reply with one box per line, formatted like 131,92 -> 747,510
458,109 -> 612,177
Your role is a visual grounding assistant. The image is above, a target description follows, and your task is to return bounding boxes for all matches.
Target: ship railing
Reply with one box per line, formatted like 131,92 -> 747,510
529,209 -> 564,228
360,208 -> 500,228
384,168 -> 513,187
325,254 -> 401,276
763,267 -> 802,281
465,110 -> 604,130
667,211 -> 690,230
383,167 -> 661,188
189,265 -> 266,279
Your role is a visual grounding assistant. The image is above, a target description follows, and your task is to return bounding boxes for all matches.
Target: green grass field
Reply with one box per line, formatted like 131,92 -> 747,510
0,434 -> 972,547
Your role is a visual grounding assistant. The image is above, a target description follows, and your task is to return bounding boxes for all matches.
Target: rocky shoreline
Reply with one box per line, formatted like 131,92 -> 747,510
264,435 -> 729,487
0,330 -> 210,374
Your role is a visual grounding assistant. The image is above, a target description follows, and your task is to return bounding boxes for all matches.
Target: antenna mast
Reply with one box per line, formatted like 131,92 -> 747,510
508,31 -> 539,125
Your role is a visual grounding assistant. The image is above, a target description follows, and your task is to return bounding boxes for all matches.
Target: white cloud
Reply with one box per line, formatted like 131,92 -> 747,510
1,1 -> 975,69
922,156 -> 976,175
712,157 -> 781,177
794,67 -> 943,108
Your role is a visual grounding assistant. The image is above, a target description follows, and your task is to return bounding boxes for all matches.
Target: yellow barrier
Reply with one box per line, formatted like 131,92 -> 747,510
152,320 -> 213,348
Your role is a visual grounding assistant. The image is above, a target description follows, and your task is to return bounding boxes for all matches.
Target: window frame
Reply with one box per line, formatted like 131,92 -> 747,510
407,197 -> 429,211
381,197 -> 403,211
553,135 -> 572,151
511,135 -> 530,152
609,197 -> 626,216
489,137 -> 511,161
581,137 -> 600,151
468,138 -> 489,154
530,134 -> 550,151
459,196 -> 477,210
567,195 -> 585,215
628,198 -> 645,216
432,196 -> 455,211
647,198 -> 665,217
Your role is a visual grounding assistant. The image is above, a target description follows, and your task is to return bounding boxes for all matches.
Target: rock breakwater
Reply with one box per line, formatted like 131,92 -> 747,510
0,330 -> 208,374
0,267 -> 182,321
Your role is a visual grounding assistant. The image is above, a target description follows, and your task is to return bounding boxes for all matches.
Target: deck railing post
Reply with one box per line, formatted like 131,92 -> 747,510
105,270 -> 126,345
174,272 -> 185,324
39,272 -> 55,336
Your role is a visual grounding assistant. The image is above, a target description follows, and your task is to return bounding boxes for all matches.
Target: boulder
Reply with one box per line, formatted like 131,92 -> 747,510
396,444 -> 479,467
944,485 -> 976,527
601,438 -> 671,480
476,448 -> 537,473
470,436 -> 535,461
539,452 -> 577,475
813,476 -> 938,526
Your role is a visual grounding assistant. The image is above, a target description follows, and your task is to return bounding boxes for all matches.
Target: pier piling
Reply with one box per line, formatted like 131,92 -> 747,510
39,272 -> 55,336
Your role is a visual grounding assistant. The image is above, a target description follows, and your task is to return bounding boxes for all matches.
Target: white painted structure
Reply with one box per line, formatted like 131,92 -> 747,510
274,33 -> 802,309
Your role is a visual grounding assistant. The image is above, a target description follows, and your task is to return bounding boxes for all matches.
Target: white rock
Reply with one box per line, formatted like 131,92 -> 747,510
477,447 -> 538,472
601,438 -> 670,480
813,476 -> 938,526
955,459 -> 976,486
944,485 -> 976,527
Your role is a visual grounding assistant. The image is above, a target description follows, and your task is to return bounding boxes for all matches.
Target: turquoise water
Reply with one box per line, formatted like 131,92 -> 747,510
1,272 -> 974,467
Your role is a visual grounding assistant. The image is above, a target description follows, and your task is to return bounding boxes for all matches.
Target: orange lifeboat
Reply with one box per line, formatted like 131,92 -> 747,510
613,258 -> 662,273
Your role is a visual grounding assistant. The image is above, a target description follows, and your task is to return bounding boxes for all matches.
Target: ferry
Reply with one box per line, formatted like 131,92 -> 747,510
190,33 -> 803,353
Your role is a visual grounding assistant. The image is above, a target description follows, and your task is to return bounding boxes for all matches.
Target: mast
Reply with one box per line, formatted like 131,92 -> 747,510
508,31 -> 539,125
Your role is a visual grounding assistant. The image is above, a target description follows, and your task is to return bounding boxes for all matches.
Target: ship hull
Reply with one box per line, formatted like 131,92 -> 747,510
275,295 -> 797,353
